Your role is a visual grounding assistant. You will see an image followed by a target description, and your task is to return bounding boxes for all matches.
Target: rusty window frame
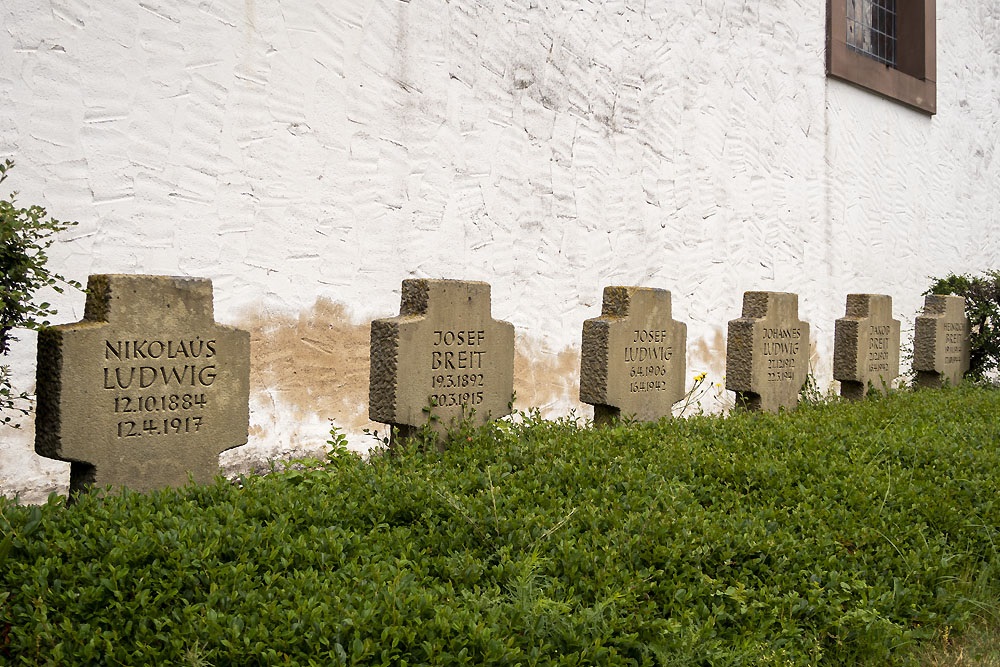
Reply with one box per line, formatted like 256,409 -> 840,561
827,0 -> 936,115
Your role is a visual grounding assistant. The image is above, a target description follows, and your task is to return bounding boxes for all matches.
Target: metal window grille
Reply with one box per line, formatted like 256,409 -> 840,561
846,0 -> 897,67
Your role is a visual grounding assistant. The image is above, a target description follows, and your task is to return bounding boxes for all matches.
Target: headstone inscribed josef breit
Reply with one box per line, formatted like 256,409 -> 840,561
579,286 -> 686,425
369,279 -> 514,442
913,294 -> 970,388
833,294 -> 901,399
35,275 -> 250,494
726,291 -> 810,413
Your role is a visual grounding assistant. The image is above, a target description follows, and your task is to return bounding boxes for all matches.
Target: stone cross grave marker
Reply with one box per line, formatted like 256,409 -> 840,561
579,286 -> 687,425
913,294 -> 970,388
35,274 -> 251,494
726,291 -> 810,413
370,279 -> 514,442
833,294 -> 900,399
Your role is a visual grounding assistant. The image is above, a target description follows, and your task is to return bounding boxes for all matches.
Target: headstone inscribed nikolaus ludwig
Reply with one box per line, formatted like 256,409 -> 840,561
913,294 -> 970,388
833,294 -> 901,399
579,286 -> 686,425
726,291 -> 810,413
370,279 -> 514,442
35,275 -> 250,494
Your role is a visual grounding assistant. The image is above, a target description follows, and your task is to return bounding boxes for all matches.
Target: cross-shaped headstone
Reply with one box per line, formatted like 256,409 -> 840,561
369,279 -> 514,443
913,294 -> 970,388
833,294 -> 900,399
580,286 -> 687,425
726,291 -> 810,413
35,274 -> 251,494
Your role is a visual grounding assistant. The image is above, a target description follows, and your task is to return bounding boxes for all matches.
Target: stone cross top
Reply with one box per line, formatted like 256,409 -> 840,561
834,294 -> 901,399
370,279 -> 514,442
35,274 -> 250,494
726,291 -> 810,413
580,286 -> 686,425
913,294 -> 970,388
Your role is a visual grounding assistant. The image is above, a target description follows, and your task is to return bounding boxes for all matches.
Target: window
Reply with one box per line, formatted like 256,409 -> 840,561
847,0 -> 896,66
827,0 -> 936,114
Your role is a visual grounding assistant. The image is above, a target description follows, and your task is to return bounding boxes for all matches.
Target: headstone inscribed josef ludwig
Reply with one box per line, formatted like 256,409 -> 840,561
726,291 -> 810,413
833,294 -> 901,399
913,294 -> 970,388
35,275 -> 250,494
579,286 -> 686,425
370,279 -> 514,441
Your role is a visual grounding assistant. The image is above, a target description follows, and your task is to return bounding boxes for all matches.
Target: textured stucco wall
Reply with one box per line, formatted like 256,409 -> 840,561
2,0 -> 999,502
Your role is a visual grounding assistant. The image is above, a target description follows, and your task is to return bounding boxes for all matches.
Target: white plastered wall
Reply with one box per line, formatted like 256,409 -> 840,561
1,0 -> 998,502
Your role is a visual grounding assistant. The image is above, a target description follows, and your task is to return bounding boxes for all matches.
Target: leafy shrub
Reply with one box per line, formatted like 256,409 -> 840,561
2,386 -> 999,665
0,159 -> 80,425
925,271 -> 1000,381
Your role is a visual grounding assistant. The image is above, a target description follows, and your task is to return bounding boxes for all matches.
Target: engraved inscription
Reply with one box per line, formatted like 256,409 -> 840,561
105,338 -> 218,440
115,393 -> 207,413
429,330 -> 486,408
943,321 -> 965,365
117,416 -> 203,438
626,329 -> 675,394
866,324 -> 892,373
761,326 -> 802,383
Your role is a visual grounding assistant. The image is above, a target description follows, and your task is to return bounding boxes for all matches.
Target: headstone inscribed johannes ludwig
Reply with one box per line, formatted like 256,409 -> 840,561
726,291 -> 810,413
580,286 -> 686,425
833,294 -> 901,399
370,279 -> 514,441
913,294 -> 970,388
35,275 -> 250,494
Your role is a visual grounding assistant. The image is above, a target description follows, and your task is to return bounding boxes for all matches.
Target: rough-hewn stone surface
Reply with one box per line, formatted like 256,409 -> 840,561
580,286 -> 686,424
35,275 -> 250,494
913,295 -> 970,388
726,291 -> 810,413
369,279 -> 514,441
833,294 -> 900,399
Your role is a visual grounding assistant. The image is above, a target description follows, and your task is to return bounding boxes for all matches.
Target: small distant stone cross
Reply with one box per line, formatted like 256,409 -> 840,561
579,286 -> 687,425
833,294 -> 900,399
369,279 -> 514,443
35,274 -> 251,494
913,294 -> 970,388
726,291 -> 810,413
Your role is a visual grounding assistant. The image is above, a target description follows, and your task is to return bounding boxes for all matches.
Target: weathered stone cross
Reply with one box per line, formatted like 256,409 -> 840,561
35,274 -> 250,493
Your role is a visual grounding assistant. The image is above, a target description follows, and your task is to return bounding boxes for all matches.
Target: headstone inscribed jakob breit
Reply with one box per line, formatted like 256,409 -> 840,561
35,275 -> 250,494
913,294 -> 970,388
370,279 -> 514,441
833,294 -> 900,399
726,291 -> 810,413
580,286 -> 686,425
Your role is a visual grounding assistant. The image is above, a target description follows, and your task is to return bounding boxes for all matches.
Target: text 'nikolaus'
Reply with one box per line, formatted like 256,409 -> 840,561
103,338 -> 218,389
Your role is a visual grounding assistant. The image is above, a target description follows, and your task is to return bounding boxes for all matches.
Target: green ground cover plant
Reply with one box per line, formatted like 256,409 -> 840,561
2,385 -> 999,665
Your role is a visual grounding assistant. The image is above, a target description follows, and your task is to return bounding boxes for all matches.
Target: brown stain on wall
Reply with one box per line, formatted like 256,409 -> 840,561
241,300 -> 592,434
689,326 -> 728,381
243,307 -> 828,430
242,299 -> 373,430
513,334 -> 587,418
